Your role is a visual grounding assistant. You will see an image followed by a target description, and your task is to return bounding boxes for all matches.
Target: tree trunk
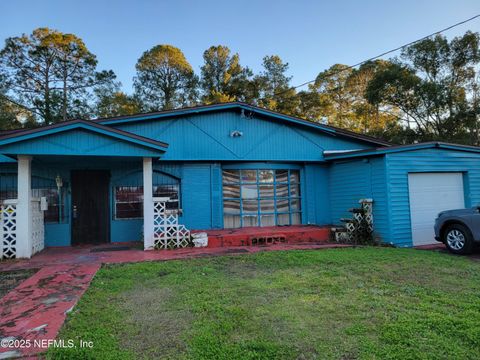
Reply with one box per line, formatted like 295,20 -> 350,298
62,73 -> 67,121
44,72 -> 51,125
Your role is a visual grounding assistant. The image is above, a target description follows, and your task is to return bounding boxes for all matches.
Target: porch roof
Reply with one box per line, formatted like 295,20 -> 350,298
0,119 -> 168,159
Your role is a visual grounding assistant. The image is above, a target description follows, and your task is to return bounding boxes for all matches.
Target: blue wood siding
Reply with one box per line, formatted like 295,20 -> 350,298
0,108 -> 384,247
181,164 -> 213,229
113,110 -> 371,161
210,164 -> 223,229
304,164 -> 331,225
385,148 -> 480,247
0,129 -> 162,157
329,157 -> 389,243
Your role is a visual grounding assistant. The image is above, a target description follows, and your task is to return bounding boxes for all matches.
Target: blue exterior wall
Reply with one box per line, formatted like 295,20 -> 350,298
329,148 -> 480,247
0,160 -> 333,246
112,110 -> 372,161
0,128 -> 163,157
304,164 -> 331,225
328,157 -> 390,243
0,108 -> 385,247
385,148 -> 480,247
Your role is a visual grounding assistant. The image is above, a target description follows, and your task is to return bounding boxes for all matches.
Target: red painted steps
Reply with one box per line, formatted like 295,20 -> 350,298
192,225 -> 332,248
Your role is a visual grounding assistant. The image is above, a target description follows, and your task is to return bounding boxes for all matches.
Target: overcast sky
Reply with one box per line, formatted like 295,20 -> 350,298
1,0 -> 479,93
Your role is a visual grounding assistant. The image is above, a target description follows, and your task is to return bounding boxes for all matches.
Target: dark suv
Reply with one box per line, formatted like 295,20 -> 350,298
434,207 -> 480,254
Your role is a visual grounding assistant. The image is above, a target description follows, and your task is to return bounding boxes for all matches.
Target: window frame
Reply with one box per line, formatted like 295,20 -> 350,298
222,169 -> 302,228
113,184 -> 182,220
113,185 -> 144,220
32,187 -> 67,224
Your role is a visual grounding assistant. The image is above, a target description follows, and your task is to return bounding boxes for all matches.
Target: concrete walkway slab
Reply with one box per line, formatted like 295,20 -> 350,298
0,264 -> 99,358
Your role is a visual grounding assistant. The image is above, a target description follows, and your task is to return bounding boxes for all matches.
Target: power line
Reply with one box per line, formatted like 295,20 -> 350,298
270,13 -> 480,98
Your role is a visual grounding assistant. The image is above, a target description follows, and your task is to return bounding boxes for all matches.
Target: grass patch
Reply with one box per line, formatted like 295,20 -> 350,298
48,248 -> 480,359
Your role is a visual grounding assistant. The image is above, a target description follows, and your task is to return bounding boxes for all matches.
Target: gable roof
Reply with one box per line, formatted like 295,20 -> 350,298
0,119 -> 168,157
93,102 -> 392,147
324,141 -> 480,160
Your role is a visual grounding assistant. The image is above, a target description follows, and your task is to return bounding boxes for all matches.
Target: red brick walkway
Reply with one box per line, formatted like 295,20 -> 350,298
0,264 -> 99,358
0,242 -> 349,358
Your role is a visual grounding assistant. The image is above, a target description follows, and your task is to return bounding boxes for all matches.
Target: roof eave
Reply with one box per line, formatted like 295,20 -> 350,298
324,141 -> 480,161
0,119 -> 169,154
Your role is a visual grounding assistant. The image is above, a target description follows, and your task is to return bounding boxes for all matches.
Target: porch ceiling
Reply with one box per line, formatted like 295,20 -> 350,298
0,119 -> 168,159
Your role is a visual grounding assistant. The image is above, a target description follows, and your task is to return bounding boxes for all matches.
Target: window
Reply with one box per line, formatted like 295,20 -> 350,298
154,184 -> 180,210
115,186 -> 144,219
0,188 -> 67,224
0,173 -> 66,223
114,185 -> 181,219
32,188 -> 66,223
0,190 -> 17,202
223,169 -> 301,228
0,173 -> 17,202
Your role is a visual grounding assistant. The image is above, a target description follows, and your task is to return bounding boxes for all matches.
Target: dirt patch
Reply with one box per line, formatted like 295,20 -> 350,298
119,286 -> 194,359
0,269 -> 37,299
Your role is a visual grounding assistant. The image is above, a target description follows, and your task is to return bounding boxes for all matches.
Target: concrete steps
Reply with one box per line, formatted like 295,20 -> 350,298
192,225 -> 332,248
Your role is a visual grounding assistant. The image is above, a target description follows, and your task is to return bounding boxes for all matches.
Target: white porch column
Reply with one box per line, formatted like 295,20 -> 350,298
143,157 -> 154,250
16,155 -> 32,258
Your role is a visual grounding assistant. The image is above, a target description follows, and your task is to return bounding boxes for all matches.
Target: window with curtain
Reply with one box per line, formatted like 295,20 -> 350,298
114,186 -> 144,219
223,169 -> 301,228
114,184 -> 181,219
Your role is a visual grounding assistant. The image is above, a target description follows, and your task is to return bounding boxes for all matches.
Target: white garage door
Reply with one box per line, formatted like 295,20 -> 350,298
408,172 -> 465,246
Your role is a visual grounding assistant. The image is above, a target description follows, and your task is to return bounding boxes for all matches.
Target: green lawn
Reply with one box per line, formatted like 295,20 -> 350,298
48,248 -> 480,360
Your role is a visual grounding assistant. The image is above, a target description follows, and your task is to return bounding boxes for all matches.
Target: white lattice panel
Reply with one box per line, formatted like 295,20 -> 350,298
31,199 -> 45,255
1,201 -> 17,259
153,198 -> 190,249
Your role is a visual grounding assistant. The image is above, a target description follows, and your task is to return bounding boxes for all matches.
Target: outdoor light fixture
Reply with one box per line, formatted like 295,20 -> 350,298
230,130 -> 243,138
55,175 -> 63,190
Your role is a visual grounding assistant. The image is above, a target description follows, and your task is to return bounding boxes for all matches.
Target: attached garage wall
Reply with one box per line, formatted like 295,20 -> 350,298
329,157 -> 390,242
386,148 -> 480,247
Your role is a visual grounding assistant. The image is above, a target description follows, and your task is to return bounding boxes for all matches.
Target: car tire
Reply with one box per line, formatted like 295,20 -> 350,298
443,223 -> 474,255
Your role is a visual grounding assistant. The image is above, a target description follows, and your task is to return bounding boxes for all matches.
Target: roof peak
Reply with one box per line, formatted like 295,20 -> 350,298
0,102 -> 392,147
94,102 -> 391,147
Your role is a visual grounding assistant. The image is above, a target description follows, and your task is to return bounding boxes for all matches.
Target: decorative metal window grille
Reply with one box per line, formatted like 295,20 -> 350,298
153,198 -> 190,249
222,169 -> 302,228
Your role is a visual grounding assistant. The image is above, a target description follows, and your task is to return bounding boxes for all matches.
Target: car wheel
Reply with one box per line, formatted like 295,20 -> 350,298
443,223 -> 474,255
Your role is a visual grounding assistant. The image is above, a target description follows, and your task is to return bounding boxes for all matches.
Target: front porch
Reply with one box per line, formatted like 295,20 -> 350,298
0,120 -> 170,259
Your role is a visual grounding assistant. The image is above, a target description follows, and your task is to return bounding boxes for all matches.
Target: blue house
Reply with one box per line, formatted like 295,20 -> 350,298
0,102 -> 479,258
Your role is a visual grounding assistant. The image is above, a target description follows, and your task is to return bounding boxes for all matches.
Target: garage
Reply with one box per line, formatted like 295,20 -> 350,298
408,172 -> 465,246
326,142 -> 480,247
